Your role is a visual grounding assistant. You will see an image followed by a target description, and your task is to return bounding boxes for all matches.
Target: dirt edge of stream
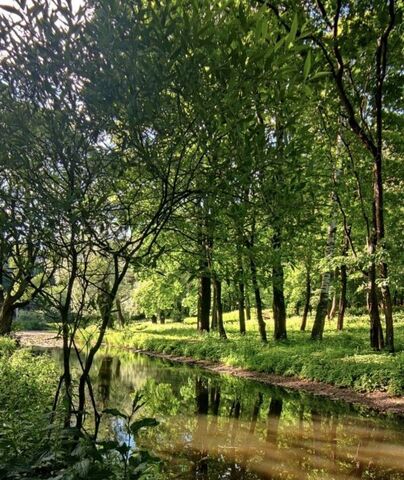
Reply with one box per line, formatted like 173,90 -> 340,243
17,330 -> 404,417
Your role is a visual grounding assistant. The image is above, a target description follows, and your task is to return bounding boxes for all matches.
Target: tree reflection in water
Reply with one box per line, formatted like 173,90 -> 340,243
55,349 -> 404,480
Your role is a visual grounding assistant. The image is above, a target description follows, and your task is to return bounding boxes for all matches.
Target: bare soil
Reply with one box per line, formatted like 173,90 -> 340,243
17,330 -> 63,348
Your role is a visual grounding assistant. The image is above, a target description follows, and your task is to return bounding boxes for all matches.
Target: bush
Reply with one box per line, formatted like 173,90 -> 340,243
0,345 -> 58,469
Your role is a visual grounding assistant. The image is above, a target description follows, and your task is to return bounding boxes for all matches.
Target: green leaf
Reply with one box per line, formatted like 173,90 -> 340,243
274,36 -> 285,52
103,408 -> 128,419
311,71 -> 331,80
288,13 -> 298,45
303,50 -> 312,80
129,417 -> 159,436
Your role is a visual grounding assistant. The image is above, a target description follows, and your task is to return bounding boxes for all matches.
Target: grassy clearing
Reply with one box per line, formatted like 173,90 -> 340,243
97,311 -> 404,395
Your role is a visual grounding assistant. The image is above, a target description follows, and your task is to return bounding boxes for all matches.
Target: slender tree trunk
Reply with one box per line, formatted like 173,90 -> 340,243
215,278 -> 227,339
272,232 -> 287,340
115,298 -> 125,327
238,280 -> 246,334
311,213 -> 338,340
61,310 -> 72,428
337,265 -> 347,331
337,230 -> 349,331
328,290 -> 337,320
245,293 -> 251,321
249,256 -> 267,343
380,261 -> 394,352
236,253 -> 246,334
199,275 -> 211,332
211,278 -> 217,330
300,267 -> 311,331
368,258 -> 384,350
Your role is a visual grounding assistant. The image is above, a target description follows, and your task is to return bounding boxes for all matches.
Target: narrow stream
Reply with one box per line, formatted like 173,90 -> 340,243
44,348 -> 404,479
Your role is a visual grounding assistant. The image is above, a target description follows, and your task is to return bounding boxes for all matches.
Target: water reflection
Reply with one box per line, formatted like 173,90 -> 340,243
47,348 -> 404,480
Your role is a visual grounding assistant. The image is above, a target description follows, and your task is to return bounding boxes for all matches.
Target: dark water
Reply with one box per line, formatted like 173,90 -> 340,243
45,348 -> 404,479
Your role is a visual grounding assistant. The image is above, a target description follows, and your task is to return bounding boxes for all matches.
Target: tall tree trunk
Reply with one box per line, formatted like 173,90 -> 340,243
236,252 -> 246,334
215,278 -> 227,339
199,274 -> 211,332
115,298 -> 125,327
368,258 -> 384,350
0,302 -> 14,335
300,266 -> 311,331
211,278 -> 217,330
337,265 -> 347,331
245,292 -> 251,321
272,232 -> 287,340
337,229 -> 349,331
238,280 -> 246,334
158,309 -> 165,324
249,256 -> 267,343
328,290 -> 337,320
311,211 -> 338,340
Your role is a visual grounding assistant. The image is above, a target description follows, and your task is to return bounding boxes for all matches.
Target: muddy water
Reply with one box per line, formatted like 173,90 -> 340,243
45,348 -> 404,479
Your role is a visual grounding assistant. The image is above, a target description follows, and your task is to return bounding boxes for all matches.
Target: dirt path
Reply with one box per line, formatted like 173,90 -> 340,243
17,330 -> 63,348
16,331 -> 404,416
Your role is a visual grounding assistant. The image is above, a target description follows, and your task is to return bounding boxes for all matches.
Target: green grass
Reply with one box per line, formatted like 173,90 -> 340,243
95,311 -> 404,395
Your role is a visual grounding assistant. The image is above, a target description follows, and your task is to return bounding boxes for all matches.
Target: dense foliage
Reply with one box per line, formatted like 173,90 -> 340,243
0,0 -> 402,478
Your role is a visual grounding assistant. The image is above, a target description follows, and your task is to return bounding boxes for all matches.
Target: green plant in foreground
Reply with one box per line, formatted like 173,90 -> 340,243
103,392 -> 160,480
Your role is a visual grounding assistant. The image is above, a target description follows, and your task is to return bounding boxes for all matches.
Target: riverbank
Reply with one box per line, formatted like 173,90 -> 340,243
131,349 -> 404,416
16,330 -> 63,348
96,313 -> 404,416
16,312 -> 404,416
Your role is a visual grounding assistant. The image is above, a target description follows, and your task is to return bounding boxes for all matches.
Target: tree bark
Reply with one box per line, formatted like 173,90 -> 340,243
300,266 -> 311,331
272,232 -> 287,340
215,278 -> 227,339
0,302 -> 14,335
337,230 -> 349,331
368,259 -> 384,350
249,256 -> 267,343
115,298 -> 125,327
236,251 -> 246,334
328,290 -> 337,320
311,213 -> 338,340
245,293 -> 251,321
211,278 -> 217,330
238,280 -> 246,335
158,309 -> 165,324
199,274 -> 211,332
